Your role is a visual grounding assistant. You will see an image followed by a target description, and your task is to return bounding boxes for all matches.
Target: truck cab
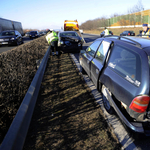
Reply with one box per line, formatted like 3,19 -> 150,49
64,20 -> 79,31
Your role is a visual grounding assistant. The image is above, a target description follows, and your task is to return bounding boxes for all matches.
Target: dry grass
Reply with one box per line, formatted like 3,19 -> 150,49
84,27 -> 142,36
23,53 -> 121,150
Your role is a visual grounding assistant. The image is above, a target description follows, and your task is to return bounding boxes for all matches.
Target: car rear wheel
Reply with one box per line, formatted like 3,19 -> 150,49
102,85 -> 114,114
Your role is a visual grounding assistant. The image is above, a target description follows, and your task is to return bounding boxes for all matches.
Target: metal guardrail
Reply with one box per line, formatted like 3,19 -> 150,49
0,46 -> 51,150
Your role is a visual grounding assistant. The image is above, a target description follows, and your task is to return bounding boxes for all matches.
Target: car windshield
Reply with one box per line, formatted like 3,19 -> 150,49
30,31 -> 37,34
0,31 -> 15,36
130,31 -> 135,33
60,32 -> 78,37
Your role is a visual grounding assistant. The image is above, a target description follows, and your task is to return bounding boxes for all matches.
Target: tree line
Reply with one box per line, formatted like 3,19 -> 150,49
80,0 -> 145,30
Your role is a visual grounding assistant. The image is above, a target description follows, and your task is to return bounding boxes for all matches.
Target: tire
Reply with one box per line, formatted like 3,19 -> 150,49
102,85 -> 114,114
80,65 -> 86,74
16,41 -> 19,46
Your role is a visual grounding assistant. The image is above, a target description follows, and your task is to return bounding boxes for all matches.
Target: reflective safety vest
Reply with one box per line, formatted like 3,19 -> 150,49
104,29 -> 109,35
142,28 -> 150,38
46,31 -> 58,45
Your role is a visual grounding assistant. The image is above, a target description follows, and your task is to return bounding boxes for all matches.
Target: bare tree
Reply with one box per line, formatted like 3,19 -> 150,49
128,0 -> 144,26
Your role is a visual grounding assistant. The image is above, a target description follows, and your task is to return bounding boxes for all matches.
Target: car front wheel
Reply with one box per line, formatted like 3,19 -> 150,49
80,65 -> 86,74
102,85 -> 114,114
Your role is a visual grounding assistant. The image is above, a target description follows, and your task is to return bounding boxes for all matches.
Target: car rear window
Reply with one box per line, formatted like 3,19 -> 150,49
108,44 -> 141,86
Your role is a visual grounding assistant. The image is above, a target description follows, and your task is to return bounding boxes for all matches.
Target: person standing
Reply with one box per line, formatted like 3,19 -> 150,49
104,27 -> 110,36
141,23 -> 150,38
46,30 -> 59,55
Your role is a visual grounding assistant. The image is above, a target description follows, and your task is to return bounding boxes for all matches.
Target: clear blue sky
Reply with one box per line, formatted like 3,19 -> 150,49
0,0 -> 149,30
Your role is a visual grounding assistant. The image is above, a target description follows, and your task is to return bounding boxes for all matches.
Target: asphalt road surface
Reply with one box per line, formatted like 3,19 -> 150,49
0,36 -> 35,54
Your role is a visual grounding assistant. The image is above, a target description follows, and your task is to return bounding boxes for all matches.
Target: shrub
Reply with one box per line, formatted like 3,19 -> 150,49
0,36 -> 48,143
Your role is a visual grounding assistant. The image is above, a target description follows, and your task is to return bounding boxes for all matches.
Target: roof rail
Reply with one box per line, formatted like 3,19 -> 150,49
104,35 -> 142,48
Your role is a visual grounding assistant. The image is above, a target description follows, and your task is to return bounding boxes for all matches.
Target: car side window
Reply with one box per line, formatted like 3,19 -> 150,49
15,31 -> 18,36
86,40 -> 101,57
17,31 -> 21,36
95,40 -> 111,64
108,45 -> 141,86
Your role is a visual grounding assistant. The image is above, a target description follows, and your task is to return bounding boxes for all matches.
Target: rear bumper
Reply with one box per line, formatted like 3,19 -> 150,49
103,88 -> 146,134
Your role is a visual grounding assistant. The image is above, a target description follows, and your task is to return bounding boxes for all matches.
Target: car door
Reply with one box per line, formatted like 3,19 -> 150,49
100,41 -> 149,107
81,40 -> 101,77
91,40 -> 113,88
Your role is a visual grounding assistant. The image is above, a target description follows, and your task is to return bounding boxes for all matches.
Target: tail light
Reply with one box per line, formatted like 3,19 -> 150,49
112,33 -> 113,35
64,24 -> 66,28
129,95 -> 150,113
128,33 -> 130,35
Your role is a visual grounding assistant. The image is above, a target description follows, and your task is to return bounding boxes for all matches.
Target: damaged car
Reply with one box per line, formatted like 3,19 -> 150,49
57,31 -> 84,53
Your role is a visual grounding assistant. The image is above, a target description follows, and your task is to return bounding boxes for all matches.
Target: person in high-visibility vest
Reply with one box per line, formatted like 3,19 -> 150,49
104,27 -> 110,36
141,23 -> 150,38
46,30 -> 59,55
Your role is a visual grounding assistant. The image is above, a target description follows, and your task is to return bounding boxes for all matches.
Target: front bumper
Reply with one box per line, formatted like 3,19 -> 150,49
0,40 -> 17,46
59,43 -> 82,53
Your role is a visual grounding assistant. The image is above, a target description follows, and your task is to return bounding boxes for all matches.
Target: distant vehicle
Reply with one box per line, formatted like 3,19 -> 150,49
25,32 -> 30,37
29,31 -> 39,39
64,20 -> 79,31
0,18 -> 24,36
120,31 -> 135,36
79,29 -> 83,34
100,31 -> 113,37
57,31 -> 84,53
0,30 -> 23,46
39,31 -> 45,36
80,35 -> 150,136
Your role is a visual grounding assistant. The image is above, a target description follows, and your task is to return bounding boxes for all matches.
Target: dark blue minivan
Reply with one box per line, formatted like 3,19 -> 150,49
79,36 -> 150,136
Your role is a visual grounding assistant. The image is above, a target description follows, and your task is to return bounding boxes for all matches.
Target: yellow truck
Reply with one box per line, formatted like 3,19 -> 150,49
64,20 -> 79,31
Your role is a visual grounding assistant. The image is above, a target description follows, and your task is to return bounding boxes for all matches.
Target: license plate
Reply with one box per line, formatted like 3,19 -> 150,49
2,42 -> 8,44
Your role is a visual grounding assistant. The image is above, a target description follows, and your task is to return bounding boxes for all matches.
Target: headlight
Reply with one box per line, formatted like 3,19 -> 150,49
10,37 -> 15,40
75,39 -> 78,42
60,41 -> 64,44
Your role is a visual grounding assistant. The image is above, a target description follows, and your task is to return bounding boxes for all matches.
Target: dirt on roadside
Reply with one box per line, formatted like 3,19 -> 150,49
23,53 -> 121,150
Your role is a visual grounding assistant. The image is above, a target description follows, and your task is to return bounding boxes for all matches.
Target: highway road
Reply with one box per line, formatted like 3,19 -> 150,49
0,36 -> 34,54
